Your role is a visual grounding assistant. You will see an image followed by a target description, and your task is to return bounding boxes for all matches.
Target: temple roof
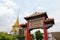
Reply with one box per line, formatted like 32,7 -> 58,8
24,12 -> 48,20
12,18 -> 20,27
20,24 -> 26,28
45,18 -> 55,24
31,12 -> 47,16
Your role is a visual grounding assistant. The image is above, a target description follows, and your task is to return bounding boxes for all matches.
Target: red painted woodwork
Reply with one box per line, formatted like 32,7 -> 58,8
42,17 -> 48,40
26,23 -> 30,40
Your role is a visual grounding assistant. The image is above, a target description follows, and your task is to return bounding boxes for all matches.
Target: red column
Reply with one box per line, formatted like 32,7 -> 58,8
26,23 -> 30,40
42,17 -> 48,40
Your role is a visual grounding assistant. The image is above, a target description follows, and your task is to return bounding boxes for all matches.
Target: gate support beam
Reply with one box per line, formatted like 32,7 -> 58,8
26,23 -> 30,40
42,17 -> 48,40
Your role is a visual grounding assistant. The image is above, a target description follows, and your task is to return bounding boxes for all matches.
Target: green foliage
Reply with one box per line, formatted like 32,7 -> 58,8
30,34 -> 34,40
35,30 -> 43,40
0,33 -> 15,40
16,35 -> 25,40
0,33 -> 26,40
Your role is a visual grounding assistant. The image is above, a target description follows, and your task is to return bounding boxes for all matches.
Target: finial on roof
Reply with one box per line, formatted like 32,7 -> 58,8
12,9 -> 20,27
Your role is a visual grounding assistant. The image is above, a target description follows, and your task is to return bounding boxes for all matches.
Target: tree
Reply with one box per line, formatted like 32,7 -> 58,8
16,35 -> 25,40
30,34 -> 34,40
0,33 -> 15,40
35,30 -> 43,40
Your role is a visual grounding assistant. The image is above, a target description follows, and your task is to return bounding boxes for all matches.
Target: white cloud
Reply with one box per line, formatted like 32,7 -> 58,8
0,6 -> 15,16
55,19 -> 60,23
36,6 -> 47,10
22,12 -> 31,17
4,0 -> 17,7
0,0 -> 17,33
0,0 -> 17,16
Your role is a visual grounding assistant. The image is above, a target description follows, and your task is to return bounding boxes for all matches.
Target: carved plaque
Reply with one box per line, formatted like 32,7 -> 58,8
29,18 -> 43,29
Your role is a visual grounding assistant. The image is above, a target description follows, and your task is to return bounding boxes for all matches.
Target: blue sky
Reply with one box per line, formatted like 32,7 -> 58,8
0,0 -> 60,33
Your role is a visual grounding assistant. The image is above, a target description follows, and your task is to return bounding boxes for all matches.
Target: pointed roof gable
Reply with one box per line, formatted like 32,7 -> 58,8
12,18 -> 20,27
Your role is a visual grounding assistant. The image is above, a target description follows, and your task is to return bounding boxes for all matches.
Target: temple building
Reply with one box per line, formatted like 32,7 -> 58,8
11,18 -> 26,36
11,12 -> 54,40
11,18 -> 20,35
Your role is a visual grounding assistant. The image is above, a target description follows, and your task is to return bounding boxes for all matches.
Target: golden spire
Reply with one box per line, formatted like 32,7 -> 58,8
11,9 -> 20,33
12,9 -> 20,27
12,18 -> 20,27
